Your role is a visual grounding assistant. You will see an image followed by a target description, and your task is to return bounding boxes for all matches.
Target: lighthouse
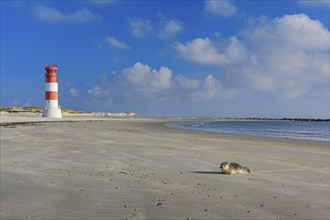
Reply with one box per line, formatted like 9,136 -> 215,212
42,64 -> 62,118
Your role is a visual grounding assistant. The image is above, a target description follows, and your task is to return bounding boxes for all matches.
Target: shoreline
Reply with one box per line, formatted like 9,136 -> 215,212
1,112 -> 328,143
1,110 -> 329,121
1,114 -> 329,219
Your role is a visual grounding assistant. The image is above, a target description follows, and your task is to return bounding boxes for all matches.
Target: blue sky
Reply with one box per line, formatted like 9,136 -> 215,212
1,0 -> 329,118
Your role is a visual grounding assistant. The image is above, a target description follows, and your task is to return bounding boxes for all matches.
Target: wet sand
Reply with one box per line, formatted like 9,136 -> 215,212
1,114 -> 329,219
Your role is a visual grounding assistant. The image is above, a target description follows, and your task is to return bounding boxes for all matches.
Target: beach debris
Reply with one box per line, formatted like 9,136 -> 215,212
92,112 -> 138,117
153,199 -> 165,206
131,208 -> 137,216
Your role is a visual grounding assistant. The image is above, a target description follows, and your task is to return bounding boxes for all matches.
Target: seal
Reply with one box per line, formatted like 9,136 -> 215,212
220,162 -> 252,174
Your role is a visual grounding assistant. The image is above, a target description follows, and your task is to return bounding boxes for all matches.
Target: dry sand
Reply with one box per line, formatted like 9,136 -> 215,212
1,113 -> 329,219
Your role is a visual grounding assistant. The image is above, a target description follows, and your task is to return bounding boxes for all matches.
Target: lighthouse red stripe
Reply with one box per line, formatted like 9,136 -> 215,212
45,72 -> 58,82
45,91 -> 58,100
46,76 -> 58,82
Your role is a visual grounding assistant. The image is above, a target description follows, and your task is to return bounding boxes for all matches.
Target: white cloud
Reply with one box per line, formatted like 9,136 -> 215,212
127,15 -> 183,39
127,17 -> 153,38
175,75 -> 200,89
34,4 -> 101,23
88,86 -> 104,96
241,13 -> 330,98
159,18 -> 183,38
243,70 -> 278,92
83,74 -> 114,105
191,74 -> 239,100
152,67 -> 173,90
174,37 -> 246,65
244,14 -> 329,51
173,13 -> 329,100
83,62 -> 240,106
191,74 -> 222,100
278,14 -> 329,50
205,0 -> 237,17
123,62 -> 172,92
85,13 -> 330,108
106,36 -> 130,50
69,88 -> 79,97
121,62 -> 240,102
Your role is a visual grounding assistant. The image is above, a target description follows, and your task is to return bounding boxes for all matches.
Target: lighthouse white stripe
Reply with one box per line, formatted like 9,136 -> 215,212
45,83 -> 58,92
45,100 -> 58,108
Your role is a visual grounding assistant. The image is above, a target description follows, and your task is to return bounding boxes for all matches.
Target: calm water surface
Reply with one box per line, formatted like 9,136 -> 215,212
166,120 -> 330,142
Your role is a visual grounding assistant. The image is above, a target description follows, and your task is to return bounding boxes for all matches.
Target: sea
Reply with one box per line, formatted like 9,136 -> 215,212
166,120 -> 330,142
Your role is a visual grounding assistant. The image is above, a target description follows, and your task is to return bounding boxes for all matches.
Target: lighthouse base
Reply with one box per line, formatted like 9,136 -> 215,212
42,108 -> 62,118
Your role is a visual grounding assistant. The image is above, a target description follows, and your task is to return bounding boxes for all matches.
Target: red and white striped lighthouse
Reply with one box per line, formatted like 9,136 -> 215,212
42,64 -> 62,118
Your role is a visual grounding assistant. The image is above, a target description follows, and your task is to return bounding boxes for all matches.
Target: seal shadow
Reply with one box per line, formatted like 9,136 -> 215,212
190,171 -> 225,175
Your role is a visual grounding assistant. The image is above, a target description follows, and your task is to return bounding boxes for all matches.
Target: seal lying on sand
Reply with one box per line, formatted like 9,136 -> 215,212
220,162 -> 253,174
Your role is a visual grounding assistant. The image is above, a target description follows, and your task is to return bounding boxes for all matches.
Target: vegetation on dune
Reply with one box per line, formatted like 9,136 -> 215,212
0,106 -> 25,112
60,108 -> 84,114
22,106 -> 43,113
0,106 -> 84,114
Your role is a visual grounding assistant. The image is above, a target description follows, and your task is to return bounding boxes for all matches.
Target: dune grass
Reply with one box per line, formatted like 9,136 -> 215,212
0,106 -> 83,114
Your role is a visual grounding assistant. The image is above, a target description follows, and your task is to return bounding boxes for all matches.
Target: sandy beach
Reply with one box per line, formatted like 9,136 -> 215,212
1,113 -> 329,219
